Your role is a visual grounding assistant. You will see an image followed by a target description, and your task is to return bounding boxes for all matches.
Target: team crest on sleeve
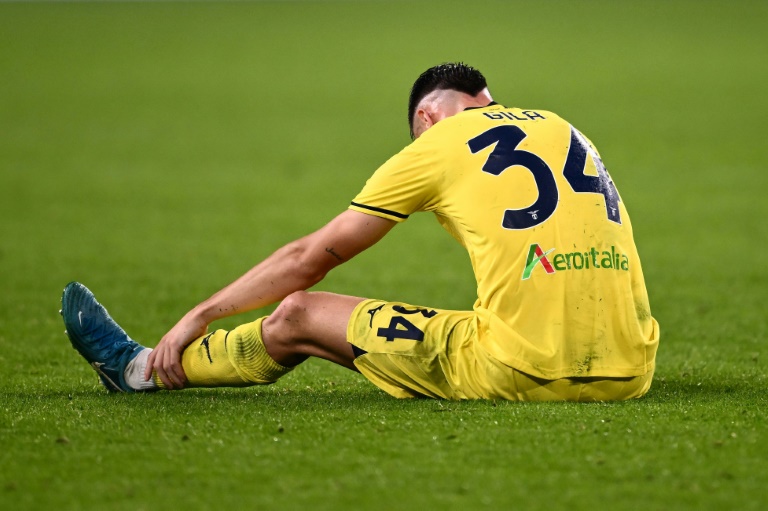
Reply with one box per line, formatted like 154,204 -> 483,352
522,243 -> 630,280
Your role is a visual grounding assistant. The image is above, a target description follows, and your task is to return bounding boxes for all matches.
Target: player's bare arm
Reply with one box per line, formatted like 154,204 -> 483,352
146,210 -> 395,388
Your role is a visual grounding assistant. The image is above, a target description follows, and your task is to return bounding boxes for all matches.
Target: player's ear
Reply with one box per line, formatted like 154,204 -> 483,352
416,108 -> 435,130
414,108 -> 434,136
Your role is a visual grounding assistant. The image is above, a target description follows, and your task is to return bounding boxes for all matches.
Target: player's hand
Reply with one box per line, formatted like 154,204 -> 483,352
145,311 -> 209,389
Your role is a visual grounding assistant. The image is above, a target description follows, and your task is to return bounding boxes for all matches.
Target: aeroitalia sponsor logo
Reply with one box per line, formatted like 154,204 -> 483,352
522,243 -> 630,280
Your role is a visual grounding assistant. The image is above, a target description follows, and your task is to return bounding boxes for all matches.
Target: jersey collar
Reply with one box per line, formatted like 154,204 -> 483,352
463,101 -> 501,111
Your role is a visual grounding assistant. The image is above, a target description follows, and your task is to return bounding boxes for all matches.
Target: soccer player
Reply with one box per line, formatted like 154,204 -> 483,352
62,63 -> 659,400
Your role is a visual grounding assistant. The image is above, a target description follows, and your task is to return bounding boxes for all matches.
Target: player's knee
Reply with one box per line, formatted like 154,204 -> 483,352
264,291 -> 313,338
275,290 -> 313,321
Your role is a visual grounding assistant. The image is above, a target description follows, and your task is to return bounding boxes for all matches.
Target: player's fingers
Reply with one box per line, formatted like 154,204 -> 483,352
153,345 -> 176,390
159,344 -> 183,389
144,347 -> 158,381
156,366 -> 174,390
158,363 -> 179,390
169,347 -> 186,389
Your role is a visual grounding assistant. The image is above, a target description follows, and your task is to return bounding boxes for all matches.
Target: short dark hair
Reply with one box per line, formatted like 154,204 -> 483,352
408,62 -> 487,138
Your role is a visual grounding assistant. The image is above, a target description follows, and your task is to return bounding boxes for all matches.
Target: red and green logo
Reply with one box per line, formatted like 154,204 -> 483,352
522,244 -> 555,280
522,243 -> 630,280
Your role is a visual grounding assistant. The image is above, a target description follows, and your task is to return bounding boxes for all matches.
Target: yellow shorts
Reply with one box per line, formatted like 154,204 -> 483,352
346,299 -> 653,401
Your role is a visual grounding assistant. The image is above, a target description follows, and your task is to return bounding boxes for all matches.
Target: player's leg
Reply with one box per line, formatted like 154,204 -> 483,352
164,291 -> 364,389
160,291 -> 363,389
62,283 -> 650,400
61,282 -> 364,392
261,290 -> 364,370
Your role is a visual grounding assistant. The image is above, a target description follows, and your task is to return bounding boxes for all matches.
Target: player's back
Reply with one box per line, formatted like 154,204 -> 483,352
351,104 -> 659,379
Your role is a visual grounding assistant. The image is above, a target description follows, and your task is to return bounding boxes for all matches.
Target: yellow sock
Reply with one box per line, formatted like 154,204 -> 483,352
154,317 -> 293,389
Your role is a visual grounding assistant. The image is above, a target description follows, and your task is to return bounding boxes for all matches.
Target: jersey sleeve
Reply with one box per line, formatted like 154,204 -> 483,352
349,136 -> 442,222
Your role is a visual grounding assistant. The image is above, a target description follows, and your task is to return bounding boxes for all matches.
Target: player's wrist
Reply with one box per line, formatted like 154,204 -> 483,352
188,303 -> 217,326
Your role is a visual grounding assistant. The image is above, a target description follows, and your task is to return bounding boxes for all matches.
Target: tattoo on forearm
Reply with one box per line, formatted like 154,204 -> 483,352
325,247 -> 345,261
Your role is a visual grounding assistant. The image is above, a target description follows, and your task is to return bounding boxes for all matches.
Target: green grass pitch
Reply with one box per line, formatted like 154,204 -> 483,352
1,1 -> 767,509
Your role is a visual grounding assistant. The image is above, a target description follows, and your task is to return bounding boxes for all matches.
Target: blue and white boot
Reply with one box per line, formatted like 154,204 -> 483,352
61,282 -> 146,392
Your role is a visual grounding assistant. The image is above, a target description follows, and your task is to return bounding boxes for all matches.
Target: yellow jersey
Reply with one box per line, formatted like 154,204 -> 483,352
349,104 -> 659,379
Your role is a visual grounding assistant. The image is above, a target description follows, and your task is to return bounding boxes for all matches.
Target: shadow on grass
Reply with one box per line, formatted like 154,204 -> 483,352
647,375 -> 766,404
3,371 -> 765,418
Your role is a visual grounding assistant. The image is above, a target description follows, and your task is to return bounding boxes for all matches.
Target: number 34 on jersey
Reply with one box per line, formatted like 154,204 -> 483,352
467,124 -> 622,230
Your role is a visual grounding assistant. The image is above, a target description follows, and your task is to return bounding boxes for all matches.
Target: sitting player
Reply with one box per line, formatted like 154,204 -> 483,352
61,62 -> 659,400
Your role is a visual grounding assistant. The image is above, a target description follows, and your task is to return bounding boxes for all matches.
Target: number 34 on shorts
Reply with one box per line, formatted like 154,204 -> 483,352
348,299 -> 474,357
